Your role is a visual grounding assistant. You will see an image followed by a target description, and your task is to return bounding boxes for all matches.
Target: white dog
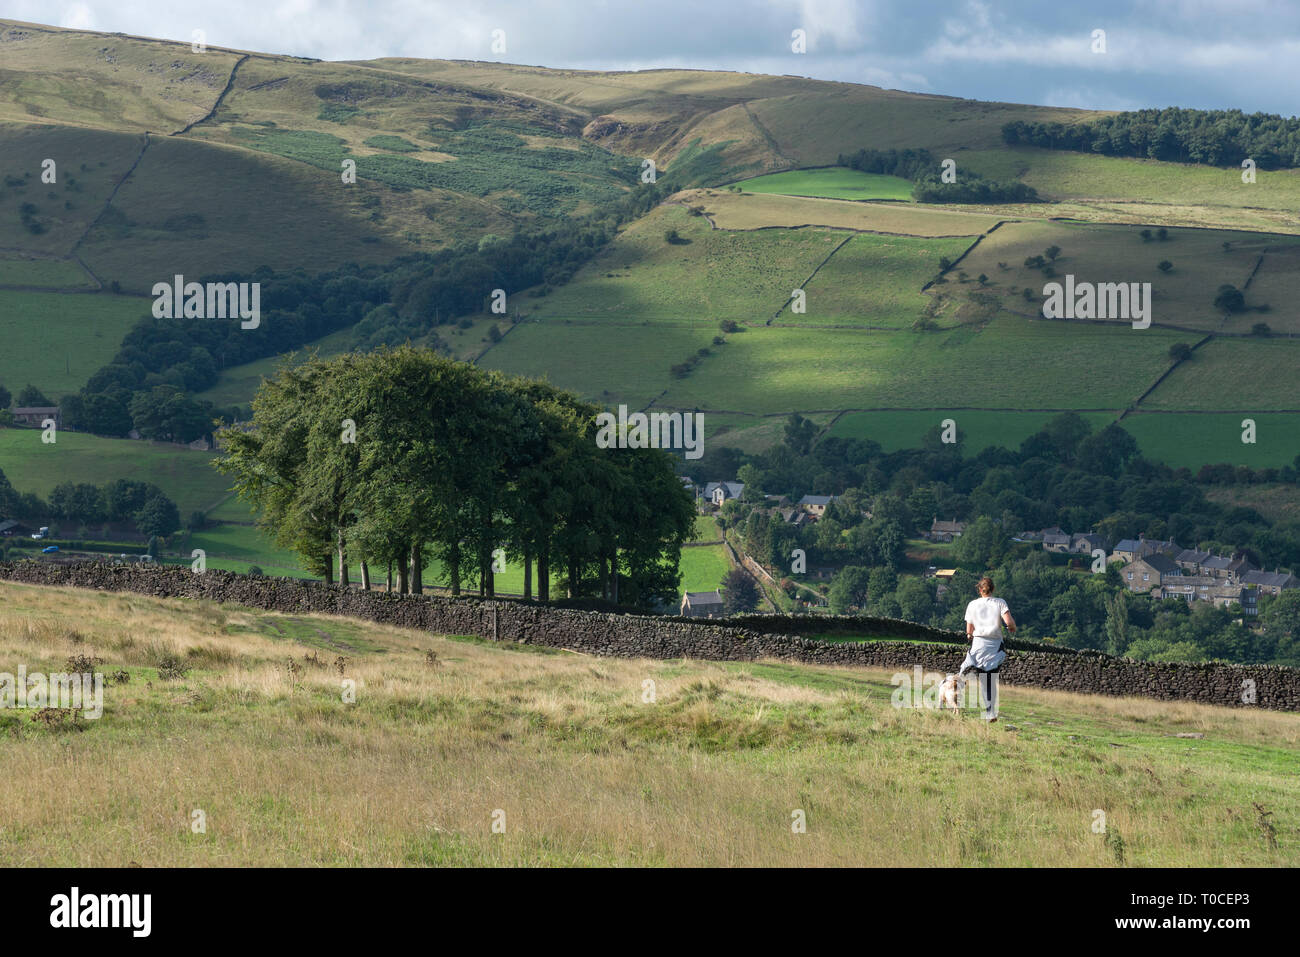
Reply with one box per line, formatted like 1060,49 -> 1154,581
938,673 -> 966,710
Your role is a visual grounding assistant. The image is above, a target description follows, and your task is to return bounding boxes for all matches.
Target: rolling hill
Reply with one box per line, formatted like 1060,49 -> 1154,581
3,16 -> 1300,599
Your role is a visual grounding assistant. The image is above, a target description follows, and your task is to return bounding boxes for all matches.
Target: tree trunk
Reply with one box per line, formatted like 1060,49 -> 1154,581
611,556 -> 619,604
360,561 -> 371,591
337,532 -> 349,588
386,561 -> 392,593
323,554 -> 333,586
523,550 -> 532,600
411,541 -> 423,594
537,546 -> 549,603
449,539 -> 461,596
396,545 -> 408,594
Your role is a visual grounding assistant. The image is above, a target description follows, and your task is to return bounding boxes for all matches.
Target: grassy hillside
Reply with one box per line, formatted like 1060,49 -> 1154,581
0,579 -> 1293,866
0,290 -> 150,395
0,427 -> 228,515
4,16 -> 1300,473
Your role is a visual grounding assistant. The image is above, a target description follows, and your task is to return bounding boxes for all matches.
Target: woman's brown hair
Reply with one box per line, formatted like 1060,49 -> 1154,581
978,577 -> 994,596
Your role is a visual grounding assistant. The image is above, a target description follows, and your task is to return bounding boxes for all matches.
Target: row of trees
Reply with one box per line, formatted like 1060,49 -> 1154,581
1002,108 -> 1300,169
837,147 -> 1040,203
0,470 -> 180,539
217,347 -> 695,606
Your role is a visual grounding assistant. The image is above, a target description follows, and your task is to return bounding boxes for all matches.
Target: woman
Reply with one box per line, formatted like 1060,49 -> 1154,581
961,577 -> 1016,721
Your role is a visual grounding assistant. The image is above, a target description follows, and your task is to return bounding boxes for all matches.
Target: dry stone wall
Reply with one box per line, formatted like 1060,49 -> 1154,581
2,561 -> 1296,711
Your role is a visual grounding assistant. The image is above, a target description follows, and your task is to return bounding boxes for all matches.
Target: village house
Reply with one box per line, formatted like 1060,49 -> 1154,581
1175,548 -> 1212,575
1042,528 -> 1072,553
1242,569 -> 1298,597
1070,532 -> 1110,555
797,494 -> 836,518
1123,553 -> 1181,594
1110,535 -> 1180,565
702,481 -> 744,508
680,590 -> 724,618
0,519 -> 28,537
10,406 -> 60,428
1159,577 -> 1259,614
1200,554 -> 1257,581
926,517 -> 966,542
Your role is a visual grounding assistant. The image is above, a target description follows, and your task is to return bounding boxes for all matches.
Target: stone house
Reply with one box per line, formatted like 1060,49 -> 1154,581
927,517 -> 966,542
1123,553 -> 1181,594
680,590 -> 725,618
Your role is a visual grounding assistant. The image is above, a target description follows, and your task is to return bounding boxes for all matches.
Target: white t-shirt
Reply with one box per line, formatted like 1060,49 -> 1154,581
965,596 -> 1009,641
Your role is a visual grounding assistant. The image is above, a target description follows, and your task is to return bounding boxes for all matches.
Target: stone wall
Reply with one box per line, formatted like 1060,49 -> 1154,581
1,561 -> 1296,711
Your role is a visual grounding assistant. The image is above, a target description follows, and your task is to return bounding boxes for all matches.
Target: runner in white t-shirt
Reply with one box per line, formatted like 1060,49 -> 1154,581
961,577 -> 1016,720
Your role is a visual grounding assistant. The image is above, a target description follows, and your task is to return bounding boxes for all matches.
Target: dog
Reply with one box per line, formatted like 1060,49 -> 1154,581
938,673 -> 966,710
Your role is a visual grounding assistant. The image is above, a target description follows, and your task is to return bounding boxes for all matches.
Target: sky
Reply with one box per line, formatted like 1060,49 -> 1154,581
2,0 -> 1298,115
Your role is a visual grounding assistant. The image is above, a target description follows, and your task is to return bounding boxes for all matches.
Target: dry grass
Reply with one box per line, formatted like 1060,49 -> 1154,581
681,188 -> 1001,237
0,580 -> 1296,867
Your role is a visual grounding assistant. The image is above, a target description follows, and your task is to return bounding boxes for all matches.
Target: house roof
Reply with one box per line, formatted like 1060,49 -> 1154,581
1243,570 -> 1296,588
1114,539 -> 1143,552
931,518 -> 965,531
683,590 -> 724,605
703,481 -> 743,499
1043,532 -> 1070,544
1140,553 -> 1181,575
12,406 -> 59,415
1176,549 -> 1211,564
1201,556 -> 1232,571
0,520 -> 19,533
799,494 -> 835,507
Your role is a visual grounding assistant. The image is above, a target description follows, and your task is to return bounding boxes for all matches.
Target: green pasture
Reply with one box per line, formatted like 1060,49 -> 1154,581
0,427 -> 229,516
0,289 -> 150,396
736,167 -> 913,201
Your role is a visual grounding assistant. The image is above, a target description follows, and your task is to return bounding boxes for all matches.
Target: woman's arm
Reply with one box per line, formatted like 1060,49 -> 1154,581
1002,610 -> 1017,634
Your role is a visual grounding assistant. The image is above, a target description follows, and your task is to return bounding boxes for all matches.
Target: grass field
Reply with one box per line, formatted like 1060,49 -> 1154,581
791,232 -> 973,327
0,258 -> 94,289
0,428 -> 229,516
1141,338 -> 1300,411
522,205 -> 848,323
0,579 -> 1293,866
0,123 -> 152,257
954,220 -> 1298,332
736,167 -> 913,201
653,318 -> 1195,416
76,136 -> 412,292
961,147 -> 1300,231
0,289 -> 149,396
679,543 -> 732,594
1118,413 -> 1300,470
826,410 -> 1119,454
480,320 -> 718,410
682,188 -> 1000,236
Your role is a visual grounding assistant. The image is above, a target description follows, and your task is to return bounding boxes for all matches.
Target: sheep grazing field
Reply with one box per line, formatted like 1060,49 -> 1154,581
0,579 -> 1294,867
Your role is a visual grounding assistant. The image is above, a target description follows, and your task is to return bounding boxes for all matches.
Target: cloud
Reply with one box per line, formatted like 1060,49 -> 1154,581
0,0 -> 1296,114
